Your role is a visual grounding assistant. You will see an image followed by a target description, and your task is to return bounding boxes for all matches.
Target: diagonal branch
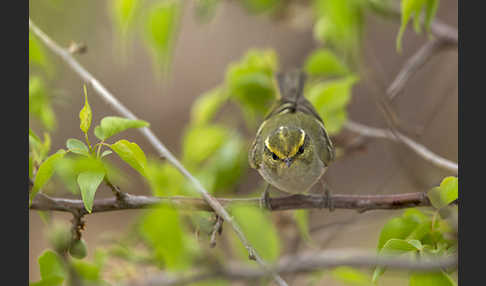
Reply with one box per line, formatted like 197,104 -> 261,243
29,19 -> 287,286
30,191 -> 434,214
344,120 -> 458,173
387,38 -> 456,101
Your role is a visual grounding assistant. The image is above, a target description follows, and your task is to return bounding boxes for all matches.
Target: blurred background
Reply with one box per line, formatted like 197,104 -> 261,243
29,0 -> 457,285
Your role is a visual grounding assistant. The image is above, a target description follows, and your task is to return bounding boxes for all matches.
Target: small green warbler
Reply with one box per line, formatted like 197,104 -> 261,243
248,70 -> 335,209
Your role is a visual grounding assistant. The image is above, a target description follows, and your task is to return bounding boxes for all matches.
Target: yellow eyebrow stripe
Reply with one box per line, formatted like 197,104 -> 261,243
265,137 -> 286,159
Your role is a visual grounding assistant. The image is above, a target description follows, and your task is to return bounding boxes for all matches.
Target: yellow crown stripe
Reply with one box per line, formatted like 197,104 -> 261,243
265,129 -> 305,159
287,129 -> 306,158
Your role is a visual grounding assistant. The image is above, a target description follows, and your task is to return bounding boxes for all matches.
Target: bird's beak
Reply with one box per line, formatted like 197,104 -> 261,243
283,158 -> 293,168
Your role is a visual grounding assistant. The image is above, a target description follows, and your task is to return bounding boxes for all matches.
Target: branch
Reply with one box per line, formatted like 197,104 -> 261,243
30,191 -> 434,214
133,250 -> 457,286
344,120 -> 458,174
387,38 -> 456,101
29,19 -> 287,286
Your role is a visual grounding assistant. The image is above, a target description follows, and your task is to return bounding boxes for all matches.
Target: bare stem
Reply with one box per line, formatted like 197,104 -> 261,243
344,120 -> 458,173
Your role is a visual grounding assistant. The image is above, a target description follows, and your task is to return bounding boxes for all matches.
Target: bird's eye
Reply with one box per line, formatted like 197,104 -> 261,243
297,145 -> 305,155
271,153 -> 279,160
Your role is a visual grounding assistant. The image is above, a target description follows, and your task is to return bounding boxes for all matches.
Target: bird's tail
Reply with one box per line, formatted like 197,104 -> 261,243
275,70 -> 307,111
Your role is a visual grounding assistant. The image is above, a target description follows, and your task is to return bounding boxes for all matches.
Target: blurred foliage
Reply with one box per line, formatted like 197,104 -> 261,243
225,49 -> 279,126
372,177 -> 458,285
30,77 -> 57,131
397,0 -> 439,52
145,0 -> 182,74
29,31 -> 50,72
29,0 -> 454,285
332,266 -> 372,286
313,0 -> 366,65
139,206 -> 192,270
229,205 -> 281,263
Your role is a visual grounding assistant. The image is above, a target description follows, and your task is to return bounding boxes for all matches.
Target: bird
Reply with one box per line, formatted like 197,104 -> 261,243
248,70 -> 335,210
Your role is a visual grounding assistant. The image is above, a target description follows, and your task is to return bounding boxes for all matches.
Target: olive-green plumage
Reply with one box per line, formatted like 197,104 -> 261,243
249,71 -> 335,193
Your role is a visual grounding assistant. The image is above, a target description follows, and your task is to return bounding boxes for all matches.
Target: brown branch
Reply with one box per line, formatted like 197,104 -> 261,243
132,250 -> 457,286
30,191 -> 433,214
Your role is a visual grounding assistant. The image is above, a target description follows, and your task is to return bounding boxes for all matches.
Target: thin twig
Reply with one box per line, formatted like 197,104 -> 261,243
344,120 -> 458,173
388,39 -> 456,101
133,250 -> 457,286
29,19 -> 287,286
209,216 -> 224,248
30,191 -> 435,214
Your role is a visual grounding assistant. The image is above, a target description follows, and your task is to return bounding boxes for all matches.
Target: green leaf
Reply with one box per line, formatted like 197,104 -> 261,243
332,266 -> 371,286
307,76 -> 358,135
29,77 -> 57,131
323,108 -> 348,135
66,138 -> 90,156
101,150 -> 113,158
111,0 -> 139,37
429,176 -> 458,209
304,49 -> 349,77
29,31 -> 49,70
373,238 -> 420,283
145,160 -> 184,196
94,116 -> 149,140
230,205 -> 280,262
31,150 -> 66,205
377,217 -> 418,250
307,76 -> 357,113
396,0 -> 438,52
55,156 -> 108,194
202,134 -> 248,194
313,0 -> 364,60
293,209 -> 312,243
110,139 -> 147,177
226,49 -> 278,120
38,250 -> 66,281
409,271 -> 456,286
424,0 -> 439,33
139,206 -> 190,269
182,125 -> 229,166
77,171 -> 105,213
407,239 -> 423,251
30,132 -> 51,164
381,238 -> 420,253
79,85 -> 92,134
71,259 -> 101,281
428,177 -> 458,210
145,0 -> 181,71
190,87 -> 228,125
